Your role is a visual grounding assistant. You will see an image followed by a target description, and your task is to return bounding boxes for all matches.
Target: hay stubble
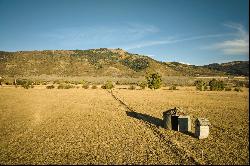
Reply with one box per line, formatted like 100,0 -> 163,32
0,87 -> 248,164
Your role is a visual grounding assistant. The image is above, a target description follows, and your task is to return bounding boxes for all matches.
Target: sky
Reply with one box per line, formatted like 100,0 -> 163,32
0,0 -> 249,65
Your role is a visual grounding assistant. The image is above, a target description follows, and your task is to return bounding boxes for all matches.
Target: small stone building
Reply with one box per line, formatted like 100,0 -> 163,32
162,107 -> 184,130
178,115 -> 191,132
195,118 -> 210,139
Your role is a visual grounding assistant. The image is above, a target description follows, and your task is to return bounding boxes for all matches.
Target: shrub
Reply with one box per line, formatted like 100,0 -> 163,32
82,84 -> 89,89
5,81 -> 13,85
0,78 -> 4,86
169,85 -> 178,90
225,87 -> 232,91
234,87 -> 243,92
58,84 -> 74,89
80,80 -> 88,85
245,82 -> 249,88
101,81 -> 114,89
22,82 -> 34,89
138,81 -> 147,89
146,73 -> 162,90
91,85 -> 97,89
46,85 -> 55,89
194,80 -> 208,91
209,79 -> 225,91
33,81 -> 41,85
15,79 -> 34,89
128,85 -> 136,90
64,80 -> 70,84
16,79 -> 27,85
53,80 -> 63,84
57,84 -> 64,89
71,81 -> 78,85
235,80 -> 245,87
116,81 -> 121,85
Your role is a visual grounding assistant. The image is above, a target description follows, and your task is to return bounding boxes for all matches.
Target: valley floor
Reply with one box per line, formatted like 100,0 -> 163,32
0,86 -> 249,164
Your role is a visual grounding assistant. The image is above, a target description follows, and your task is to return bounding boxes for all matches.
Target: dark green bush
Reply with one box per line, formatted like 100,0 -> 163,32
235,80 -> 245,87
209,79 -> 225,91
46,85 -> 55,89
234,87 -> 243,92
128,85 -> 136,90
64,80 -> 71,84
5,81 -> 13,85
33,81 -> 41,85
194,80 -> 208,91
225,87 -> 232,91
146,73 -> 162,90
58,84 -> 74,89
116,81 -> 121,85
65,84 -> 74,89
138,81 -> 147,89
22,82 -> 34,89
0,78 -> 4,86
15,79 -> 34,89
82,84 -> 89,89
53,80 -> 63,84
91,85 -> 97,89
101,81 -> 114,89
169,85 -> 178,90
16,79 -> 24,85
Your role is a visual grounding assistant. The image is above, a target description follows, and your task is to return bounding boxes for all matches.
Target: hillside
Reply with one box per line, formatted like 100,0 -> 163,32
203,61 -> 249,76
0,48 -> 248,77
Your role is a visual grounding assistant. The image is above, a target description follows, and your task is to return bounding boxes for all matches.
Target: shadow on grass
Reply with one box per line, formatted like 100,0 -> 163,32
126,111 -> 163,128
116,87 -> 127,90
184,131 -> 196,138
110,90 -> 196,138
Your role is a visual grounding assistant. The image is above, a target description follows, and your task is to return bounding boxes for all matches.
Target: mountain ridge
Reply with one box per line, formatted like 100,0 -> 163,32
0,48 -> 248,77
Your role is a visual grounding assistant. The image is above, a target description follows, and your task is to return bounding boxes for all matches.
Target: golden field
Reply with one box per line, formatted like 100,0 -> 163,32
0,86 -> 249,164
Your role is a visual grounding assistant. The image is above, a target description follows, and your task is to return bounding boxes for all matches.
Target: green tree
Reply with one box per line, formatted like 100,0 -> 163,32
146,73 -> 162,89
209,79 -> 225,91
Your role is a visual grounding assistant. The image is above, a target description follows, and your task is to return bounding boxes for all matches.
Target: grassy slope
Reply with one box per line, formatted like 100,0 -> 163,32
0,49 -> 232,77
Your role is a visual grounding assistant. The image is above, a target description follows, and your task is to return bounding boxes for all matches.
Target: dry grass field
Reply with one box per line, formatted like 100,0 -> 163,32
0,86 -> 249,164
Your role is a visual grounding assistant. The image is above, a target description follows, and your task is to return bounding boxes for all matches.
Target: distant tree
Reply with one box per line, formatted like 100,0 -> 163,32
146,73 -> 162,89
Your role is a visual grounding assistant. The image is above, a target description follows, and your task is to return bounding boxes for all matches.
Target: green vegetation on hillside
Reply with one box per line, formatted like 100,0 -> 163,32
0,49 -> 248,77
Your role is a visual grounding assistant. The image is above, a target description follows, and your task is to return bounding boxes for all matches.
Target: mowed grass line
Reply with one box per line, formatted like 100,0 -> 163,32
1,88 -> 195,164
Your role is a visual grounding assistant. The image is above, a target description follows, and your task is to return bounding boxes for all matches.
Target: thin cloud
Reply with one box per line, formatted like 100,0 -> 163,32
213,39 -> 249,55
124,33 -> 235,50
208,23 -> 249,55
40,23 -> 159,48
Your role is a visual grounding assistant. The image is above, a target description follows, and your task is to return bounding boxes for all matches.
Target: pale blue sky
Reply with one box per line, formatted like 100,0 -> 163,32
0,0 -> 249,65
